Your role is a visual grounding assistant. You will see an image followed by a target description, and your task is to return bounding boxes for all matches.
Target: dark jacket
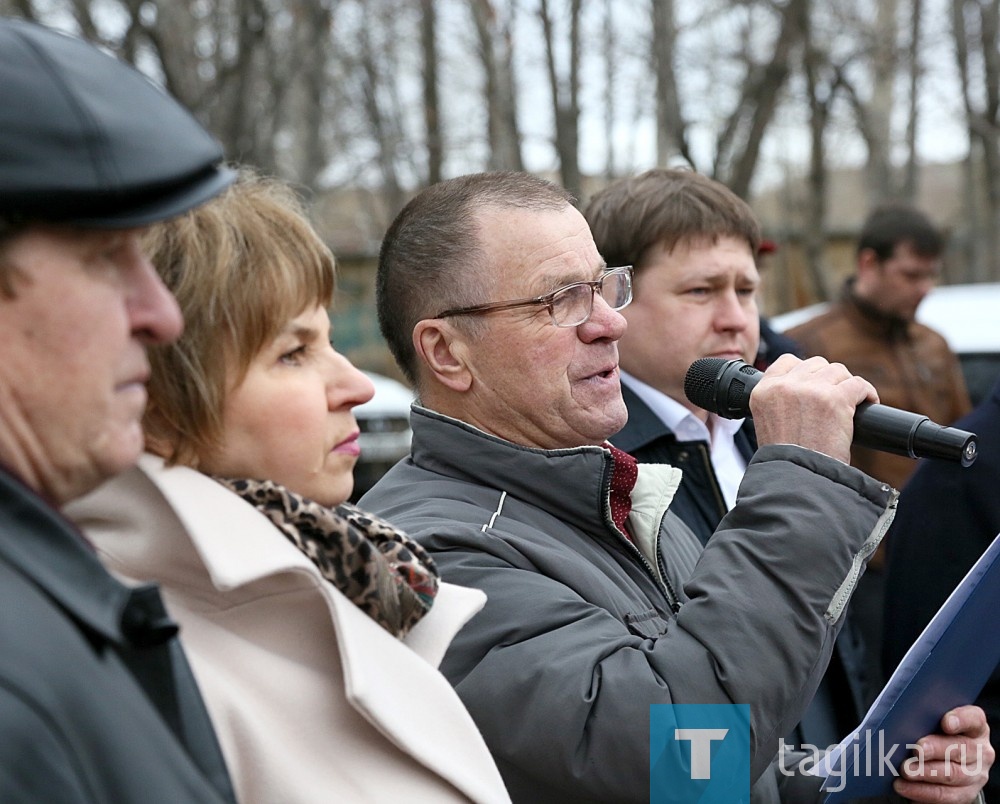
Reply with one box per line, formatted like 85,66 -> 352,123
612,383 -> 872,748
883,376 -> 1000,803
361,406 -> 896,803
0,469 -> 235,803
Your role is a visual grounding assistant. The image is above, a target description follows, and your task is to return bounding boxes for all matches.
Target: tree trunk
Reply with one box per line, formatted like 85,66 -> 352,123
866,0 -> 898,204
803,0 -> 834,302
651,0 -> 691,169
420,0 -> 443,186
297,0 -> 333,191
952,0 -> 1000,282
471,0 -> 523,171
902,0 -> 923,202
714,0 -> 807,198
539,0 -> 582,199
359,11 -> 405,216
602,0 -> 618,179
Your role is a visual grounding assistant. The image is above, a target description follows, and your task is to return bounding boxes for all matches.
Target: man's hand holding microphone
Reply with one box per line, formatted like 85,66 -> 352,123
685,354 -> 978,468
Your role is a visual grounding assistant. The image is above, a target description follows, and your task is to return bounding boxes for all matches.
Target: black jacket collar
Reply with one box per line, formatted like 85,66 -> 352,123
0,469 -> 177,647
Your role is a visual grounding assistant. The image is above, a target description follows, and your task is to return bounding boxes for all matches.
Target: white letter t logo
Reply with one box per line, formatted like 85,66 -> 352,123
674,728 -> 729,779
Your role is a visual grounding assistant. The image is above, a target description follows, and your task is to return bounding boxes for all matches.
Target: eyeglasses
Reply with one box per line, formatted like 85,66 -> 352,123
436,265 -> 633,328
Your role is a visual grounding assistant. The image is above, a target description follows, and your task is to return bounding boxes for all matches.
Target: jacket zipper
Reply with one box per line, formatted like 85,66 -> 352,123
654,537 -> 681,615
606,496 -> 681,614
603,452 -> 680,614
827,486 -> 899,622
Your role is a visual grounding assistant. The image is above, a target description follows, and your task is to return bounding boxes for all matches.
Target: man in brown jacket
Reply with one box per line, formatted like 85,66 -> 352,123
787,203 -> 971,693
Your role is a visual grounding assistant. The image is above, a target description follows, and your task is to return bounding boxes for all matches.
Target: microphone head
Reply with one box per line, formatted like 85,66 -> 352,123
684,357 -> 727,411
684,357 -> 761,419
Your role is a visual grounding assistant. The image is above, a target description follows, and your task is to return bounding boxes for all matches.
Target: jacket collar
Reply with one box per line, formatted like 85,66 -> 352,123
408,405 -> 680,541
72,454 -> 483,664
0,468 -> 176,647
130,453 -> 322,591
410,405 -> 615,535
141,457 -> 485,663
842,277 -> 912,342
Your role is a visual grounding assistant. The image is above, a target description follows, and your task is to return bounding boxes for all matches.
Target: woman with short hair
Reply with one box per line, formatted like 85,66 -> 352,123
68,169 -> 510,804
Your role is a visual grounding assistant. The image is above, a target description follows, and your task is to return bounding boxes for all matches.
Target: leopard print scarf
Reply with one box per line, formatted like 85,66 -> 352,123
215,477 -> 439,638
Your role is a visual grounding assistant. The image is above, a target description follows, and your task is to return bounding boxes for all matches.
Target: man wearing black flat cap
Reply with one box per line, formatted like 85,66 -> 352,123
0,18 -> 237,803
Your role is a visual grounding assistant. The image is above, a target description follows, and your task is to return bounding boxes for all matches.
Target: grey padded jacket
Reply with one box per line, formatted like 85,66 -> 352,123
360,406 -> 897,803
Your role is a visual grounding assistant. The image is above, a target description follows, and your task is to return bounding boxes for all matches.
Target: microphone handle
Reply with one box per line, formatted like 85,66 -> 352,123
852,404 -> 924,458
853,404 -> 979,467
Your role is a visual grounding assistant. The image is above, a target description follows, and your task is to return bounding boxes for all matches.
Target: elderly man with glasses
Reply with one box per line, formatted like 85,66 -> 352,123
361,172 -> 990,804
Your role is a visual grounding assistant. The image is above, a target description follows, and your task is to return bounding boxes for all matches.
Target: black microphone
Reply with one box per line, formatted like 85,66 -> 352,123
684,357 -> 978,467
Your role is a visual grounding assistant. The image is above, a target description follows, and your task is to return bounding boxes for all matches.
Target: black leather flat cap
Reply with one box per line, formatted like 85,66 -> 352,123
0,19 -> 235,228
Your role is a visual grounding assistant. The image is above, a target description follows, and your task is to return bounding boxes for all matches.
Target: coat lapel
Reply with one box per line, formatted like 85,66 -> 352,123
132,455 -> 507,803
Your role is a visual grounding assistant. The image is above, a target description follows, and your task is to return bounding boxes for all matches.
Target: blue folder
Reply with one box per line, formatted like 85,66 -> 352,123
818,531 -> 1000,801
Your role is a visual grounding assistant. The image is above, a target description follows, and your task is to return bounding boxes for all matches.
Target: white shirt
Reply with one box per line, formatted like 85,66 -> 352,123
620,371 -> 748,510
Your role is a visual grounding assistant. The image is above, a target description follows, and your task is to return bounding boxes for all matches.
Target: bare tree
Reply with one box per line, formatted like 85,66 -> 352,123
901,0 -> 924,200
224,0 -> 272,168
355,4 -> 407,215
470,0 -> 524,171
801,0 -> 839,302
1,0 -> 38,19
870,0 -> 898,202
539,0 -> 583,198
90,0 -> 338,182
421,0 -> 443,185
650,0 -> 691,169
10,0 -> 995,294
294,1 -> 335,189
145,0 -> 205,115
951,0 -> 1000,282
835,0 -> 901,205
494,4 -> 524,171
601,0 -> 619,178
713,0 -> 808,198
68,0 -> 99,41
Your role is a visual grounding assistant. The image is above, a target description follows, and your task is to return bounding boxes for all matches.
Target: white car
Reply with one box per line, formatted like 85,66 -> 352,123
352,372 -> 414,501
769,282 -> 1000,406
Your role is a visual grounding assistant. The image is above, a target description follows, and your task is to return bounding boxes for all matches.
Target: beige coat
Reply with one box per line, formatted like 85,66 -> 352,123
67,454 -> 510,804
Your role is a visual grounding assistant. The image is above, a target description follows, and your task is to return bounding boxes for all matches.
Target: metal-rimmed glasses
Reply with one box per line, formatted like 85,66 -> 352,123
435,265 -> 633,328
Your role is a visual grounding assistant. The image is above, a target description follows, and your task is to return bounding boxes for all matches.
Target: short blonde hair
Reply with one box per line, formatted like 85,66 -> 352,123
143,168 -> 335,466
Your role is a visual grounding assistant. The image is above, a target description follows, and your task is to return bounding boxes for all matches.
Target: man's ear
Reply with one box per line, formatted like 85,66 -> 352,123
855,247 -> 882,295
412,319 -> 473,392
857,247 -> 882,276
